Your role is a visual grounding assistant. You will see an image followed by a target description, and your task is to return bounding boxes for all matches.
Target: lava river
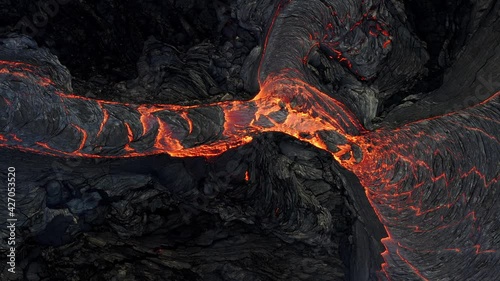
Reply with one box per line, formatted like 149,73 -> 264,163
1,0 -> 499,279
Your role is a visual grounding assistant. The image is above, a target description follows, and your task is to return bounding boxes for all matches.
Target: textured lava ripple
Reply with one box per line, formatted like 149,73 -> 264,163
342,94 -> 499,280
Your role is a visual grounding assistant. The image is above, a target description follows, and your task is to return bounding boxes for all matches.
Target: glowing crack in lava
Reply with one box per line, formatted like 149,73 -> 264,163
1,0 -> 499,279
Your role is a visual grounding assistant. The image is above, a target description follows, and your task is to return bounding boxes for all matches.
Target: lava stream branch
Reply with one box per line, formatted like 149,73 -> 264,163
258,0 -> 392,83
0,62 -> 362,158
341,92 -> 500,280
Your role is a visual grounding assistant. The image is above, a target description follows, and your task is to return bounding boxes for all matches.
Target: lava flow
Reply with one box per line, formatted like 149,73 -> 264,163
1,0 -> 499,279
1,57 -> 499,280
0,62 -> 362,158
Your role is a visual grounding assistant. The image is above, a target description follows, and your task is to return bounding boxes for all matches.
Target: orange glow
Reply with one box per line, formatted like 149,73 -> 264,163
0,20 -> 498,278
72,124 -> 88,151
96,107 -> 109,137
